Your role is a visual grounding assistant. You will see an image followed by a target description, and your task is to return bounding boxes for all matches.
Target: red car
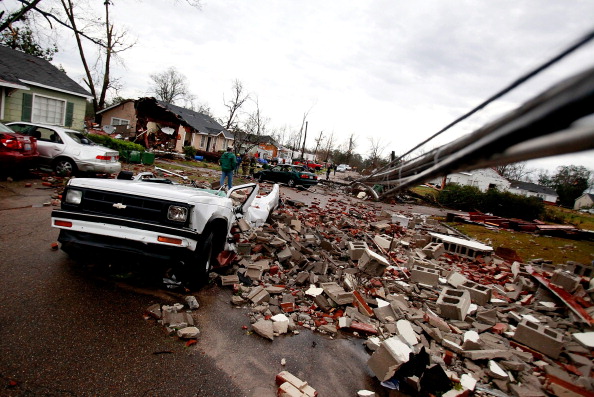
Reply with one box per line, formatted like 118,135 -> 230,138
293,160 -> 323,171
0,122 -> 39,173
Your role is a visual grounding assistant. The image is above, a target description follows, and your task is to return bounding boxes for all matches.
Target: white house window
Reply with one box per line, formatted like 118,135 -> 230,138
200,135 -> 206,147
32,95 -> 65,125
111,117 -> 129,126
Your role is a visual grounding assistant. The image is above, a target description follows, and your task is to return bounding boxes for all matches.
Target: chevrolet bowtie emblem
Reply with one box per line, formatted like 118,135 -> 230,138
113,203 -> 127,209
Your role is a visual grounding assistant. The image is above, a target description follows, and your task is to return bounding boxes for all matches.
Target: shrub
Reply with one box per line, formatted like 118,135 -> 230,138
437,184 -> 544,221
87,134 -> 145,156
183,146 -> 197,159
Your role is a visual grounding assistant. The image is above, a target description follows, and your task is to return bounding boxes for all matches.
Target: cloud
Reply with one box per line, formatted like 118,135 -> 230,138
45,0 -> 594,171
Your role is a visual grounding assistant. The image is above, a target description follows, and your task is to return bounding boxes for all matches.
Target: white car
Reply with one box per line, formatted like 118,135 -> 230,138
7,122 -> 121,175
336,164 -> 348,172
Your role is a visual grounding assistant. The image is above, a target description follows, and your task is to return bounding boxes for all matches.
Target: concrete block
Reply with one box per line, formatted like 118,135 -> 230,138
358,248 -> 390,277
247,286 -> 270,304
436,287 -> 471,320
422,242 -> 445,259
321,282 -> 353,305
277,247 -> 292,262
177,326 -> 200,339
410,265 -> 440,286
446,271 -> 468,288
373,304 -> 397,323
220,274 -> 239,286
551,269 -> 580,292
396,319 -> 418,346
348,241 -> 369,260
367,337 -> 413,381
460,281 -> 492,306
373,234 -> 396,251
513,319 -> 564,359
236,242 -> 251,255
252,319 -> 275,340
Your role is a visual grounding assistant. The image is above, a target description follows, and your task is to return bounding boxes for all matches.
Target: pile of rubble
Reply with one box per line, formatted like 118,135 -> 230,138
220,187 -> 594,397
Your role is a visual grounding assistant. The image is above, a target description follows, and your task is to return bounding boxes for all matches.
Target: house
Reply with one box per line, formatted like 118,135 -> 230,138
0,46 -> 91,130
95,99 -> 137,138
131,97 -> 233,151
574,193 -> 594,210
240,134 -> 279,159
431,168 -> 510,192
508,180 -> 558,204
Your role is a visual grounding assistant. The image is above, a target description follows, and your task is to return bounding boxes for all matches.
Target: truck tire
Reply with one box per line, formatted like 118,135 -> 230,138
188,225 -> 226,288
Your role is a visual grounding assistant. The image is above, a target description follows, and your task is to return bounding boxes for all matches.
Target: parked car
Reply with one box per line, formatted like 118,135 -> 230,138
7,122 -> 121,176
254,164 -> 319,187
293,160 -> 323,171
336,164 -> 348,172
0,122 -> 39,173
51,170 -> 275,287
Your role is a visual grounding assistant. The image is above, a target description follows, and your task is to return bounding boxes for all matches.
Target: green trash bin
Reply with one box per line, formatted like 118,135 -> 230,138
141,152 -> 155,165
129,150 -> 141,163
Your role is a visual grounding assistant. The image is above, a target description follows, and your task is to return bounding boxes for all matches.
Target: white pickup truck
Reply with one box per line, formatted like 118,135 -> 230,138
51,171 -> 265,286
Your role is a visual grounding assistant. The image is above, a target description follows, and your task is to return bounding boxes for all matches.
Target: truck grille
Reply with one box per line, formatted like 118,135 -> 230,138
65,187 -> 191,227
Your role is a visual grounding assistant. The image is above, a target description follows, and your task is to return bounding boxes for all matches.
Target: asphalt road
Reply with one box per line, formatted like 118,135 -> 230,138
0,177 -> 389,397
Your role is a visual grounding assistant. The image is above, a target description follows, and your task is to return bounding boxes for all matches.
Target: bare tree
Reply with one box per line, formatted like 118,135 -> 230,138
222,79 -> 249,130
346,133 -> 357,164
321,132 -> 335,163
313,130 -> 324,158
368,136 -> 387,169
150,67 -> 192,105
496,161 -> 533,181
59,0 -> 136,121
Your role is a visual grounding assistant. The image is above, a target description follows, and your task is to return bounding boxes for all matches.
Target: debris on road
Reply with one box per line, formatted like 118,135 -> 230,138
217,184 -> 594,397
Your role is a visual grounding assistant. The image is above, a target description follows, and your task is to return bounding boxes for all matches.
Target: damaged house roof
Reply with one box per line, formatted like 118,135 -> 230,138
0,46 -> 91,97
135,97 -> 232,138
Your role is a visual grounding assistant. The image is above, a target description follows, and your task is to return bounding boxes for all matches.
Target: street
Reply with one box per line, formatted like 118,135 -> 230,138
0,177 -> 391,397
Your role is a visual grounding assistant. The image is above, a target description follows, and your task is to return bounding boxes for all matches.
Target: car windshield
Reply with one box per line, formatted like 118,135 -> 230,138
293,166 -> 306,172
0,122 -> 14,133
65,131 -> 95,145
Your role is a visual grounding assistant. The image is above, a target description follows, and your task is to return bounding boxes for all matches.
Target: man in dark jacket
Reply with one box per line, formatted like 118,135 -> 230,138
219,147 -> 237,189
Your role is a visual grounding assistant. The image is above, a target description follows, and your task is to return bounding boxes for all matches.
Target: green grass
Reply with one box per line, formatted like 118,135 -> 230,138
446,222 -> 594,265
410,186 -> 439,200
544,206 -> 594,230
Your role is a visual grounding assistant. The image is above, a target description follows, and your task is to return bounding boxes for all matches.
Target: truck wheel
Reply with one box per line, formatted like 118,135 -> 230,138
190,231 -> 214,287
287,179 -> 296,187
188,226 -> 226,288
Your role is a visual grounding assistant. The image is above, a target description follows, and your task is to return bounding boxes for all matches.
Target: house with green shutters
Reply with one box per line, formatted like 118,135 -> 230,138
0,46 -> 91,130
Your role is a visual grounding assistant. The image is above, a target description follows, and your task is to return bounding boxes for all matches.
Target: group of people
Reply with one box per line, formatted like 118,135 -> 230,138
219,147 -> 259,189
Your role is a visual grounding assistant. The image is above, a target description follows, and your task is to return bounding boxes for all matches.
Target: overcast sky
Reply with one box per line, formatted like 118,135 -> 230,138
8,0 -> 594,173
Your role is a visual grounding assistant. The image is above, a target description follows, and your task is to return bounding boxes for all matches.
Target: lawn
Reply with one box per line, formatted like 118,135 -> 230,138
446,222 -> 594,265
545,206 -> 594,230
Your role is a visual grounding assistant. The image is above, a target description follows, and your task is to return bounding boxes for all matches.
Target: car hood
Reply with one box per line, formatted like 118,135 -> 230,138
68,178 -> 232,205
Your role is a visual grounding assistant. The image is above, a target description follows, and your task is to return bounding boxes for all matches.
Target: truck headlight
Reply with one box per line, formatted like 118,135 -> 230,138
65,189 -> 82,205
167,205 -> 188,222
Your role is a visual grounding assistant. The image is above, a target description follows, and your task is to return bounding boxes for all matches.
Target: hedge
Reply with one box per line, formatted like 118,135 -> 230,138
437,184 -> 545,221
87,134 -> 145,155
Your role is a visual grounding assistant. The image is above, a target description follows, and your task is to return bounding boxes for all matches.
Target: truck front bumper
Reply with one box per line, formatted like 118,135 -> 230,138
52,209 -> 200,261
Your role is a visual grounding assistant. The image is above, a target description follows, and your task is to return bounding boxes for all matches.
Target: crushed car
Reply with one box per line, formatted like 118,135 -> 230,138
51,168 -> 279,286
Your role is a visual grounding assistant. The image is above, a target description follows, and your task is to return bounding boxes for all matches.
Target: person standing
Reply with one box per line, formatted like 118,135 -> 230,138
326,164 -> 332,180
249,155 -> 257,178
219,147 -> 236,189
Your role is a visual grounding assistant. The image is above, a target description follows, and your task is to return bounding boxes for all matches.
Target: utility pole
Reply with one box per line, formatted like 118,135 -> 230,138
301,121 -> 308,160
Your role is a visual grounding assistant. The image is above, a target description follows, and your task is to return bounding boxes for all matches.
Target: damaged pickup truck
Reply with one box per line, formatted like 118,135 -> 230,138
51,170 -> 275,286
